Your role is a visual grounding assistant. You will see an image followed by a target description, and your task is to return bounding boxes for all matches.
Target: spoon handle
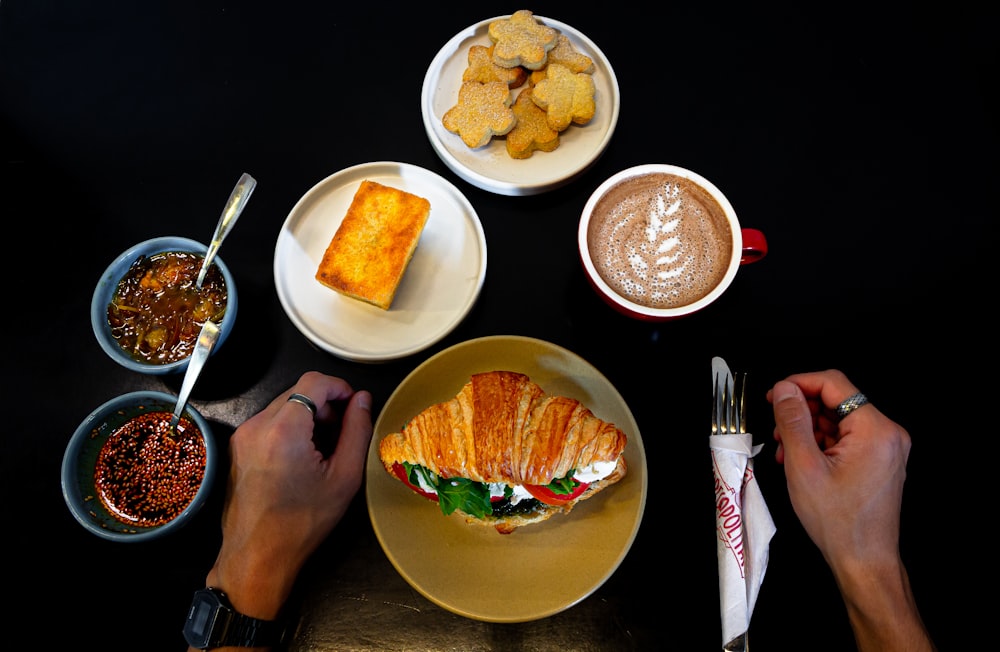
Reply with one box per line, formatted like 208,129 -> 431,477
196,172 -> 257,289
170,320 -> 221,431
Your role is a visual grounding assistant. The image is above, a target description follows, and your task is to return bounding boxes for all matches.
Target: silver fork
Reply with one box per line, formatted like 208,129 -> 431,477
712,357 -> 748,652
730,372 -> 748,652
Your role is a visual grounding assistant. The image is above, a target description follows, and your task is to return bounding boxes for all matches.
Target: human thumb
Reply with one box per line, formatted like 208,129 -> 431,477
771,380 -> 821,465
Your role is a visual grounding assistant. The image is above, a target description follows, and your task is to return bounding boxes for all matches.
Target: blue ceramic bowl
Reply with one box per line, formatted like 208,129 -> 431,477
91,236 -> 237,375
61,390 -> 218,542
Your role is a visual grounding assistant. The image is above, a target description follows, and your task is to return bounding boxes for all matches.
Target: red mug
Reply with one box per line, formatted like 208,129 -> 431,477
578,164 -> 767,321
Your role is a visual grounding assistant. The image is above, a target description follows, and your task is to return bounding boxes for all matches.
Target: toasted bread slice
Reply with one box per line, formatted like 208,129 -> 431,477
315,180 -> 431,310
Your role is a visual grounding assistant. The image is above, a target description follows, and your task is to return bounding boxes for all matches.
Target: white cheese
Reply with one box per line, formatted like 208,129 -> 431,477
490,482 -> 533,504
573,460 -> 617,484
413,469 -> 437,494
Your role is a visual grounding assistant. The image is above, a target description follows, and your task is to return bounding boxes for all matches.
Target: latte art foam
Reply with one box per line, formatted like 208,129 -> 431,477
588,173 -> 733,309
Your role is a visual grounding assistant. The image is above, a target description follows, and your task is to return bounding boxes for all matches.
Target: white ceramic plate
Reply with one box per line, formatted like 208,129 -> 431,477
367,335 -> 647,622
274,162 -> 487,362
421,15 -> 620,196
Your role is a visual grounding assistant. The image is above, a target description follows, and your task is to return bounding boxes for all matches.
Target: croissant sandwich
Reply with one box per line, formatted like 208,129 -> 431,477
378,370 -> 628,534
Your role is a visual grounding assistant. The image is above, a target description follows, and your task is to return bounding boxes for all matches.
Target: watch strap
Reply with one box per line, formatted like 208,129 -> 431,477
222,609 -> 287,648
185,587 -> 288,649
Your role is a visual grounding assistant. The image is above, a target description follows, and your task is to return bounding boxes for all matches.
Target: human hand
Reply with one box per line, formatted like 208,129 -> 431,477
204,371 -> 373,623
767,369 -> 934,651
767,369 -> 908,567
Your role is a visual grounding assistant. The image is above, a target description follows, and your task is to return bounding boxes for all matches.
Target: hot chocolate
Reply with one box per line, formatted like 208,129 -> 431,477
586,172 -> 733,310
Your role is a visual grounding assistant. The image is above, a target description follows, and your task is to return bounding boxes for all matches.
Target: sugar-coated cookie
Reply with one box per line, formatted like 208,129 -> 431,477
528,33 -> 595,85
505,88 -> 560,159
463,44 -> 528,88
530,62 -> 595,131
546,33 -> 594,74
488,9 -> 558,71
442,80 -> 516,148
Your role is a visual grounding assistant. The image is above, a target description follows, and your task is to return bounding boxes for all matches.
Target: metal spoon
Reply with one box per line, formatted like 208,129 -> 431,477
195,172 -> 257,289
169,320 -> 220,432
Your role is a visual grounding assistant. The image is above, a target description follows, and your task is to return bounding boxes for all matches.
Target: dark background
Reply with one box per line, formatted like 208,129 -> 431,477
2,2 -> 995,650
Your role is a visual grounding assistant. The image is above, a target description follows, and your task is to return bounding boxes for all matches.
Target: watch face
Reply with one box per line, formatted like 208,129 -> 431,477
183,588 -> 227,649
183,587 -> 284,649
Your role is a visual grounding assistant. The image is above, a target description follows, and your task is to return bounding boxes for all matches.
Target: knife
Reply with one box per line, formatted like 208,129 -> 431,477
712,356 -> 735,436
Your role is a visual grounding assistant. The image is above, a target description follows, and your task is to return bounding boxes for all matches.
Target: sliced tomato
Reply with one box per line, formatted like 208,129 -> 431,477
391,462 -> 438,502
523,479 -> 590,506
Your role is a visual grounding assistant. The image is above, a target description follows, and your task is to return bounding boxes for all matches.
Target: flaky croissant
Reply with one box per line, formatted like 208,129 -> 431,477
379,370 -> 628,533
379,370 -> 626,483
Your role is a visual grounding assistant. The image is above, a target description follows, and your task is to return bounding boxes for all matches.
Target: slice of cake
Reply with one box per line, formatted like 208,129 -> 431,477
315,180 -> 431,310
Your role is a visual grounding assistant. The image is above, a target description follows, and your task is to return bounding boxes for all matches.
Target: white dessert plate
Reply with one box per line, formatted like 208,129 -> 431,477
421,15 -> 620,196
274,162 -> 487,362
367,335 -> 647,622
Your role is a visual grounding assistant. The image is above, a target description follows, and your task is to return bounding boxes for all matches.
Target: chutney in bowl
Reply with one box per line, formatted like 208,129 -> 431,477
91,236 -> 237,375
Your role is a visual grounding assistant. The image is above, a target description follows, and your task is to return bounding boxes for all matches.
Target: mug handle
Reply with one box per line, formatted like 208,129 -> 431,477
740,228 -> 768,264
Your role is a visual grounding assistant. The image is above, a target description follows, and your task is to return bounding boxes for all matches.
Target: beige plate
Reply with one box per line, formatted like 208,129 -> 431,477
366,335 -> 647,622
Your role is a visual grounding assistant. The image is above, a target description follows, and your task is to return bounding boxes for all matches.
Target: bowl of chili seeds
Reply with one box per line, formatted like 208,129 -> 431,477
61,390 -> 218,542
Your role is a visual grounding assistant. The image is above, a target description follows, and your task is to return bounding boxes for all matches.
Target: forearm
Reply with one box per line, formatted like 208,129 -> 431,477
830,556 -> 936,652
183,546 -> 300,652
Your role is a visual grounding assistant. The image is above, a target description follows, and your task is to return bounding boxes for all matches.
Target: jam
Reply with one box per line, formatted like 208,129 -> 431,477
107,250 -> 227,364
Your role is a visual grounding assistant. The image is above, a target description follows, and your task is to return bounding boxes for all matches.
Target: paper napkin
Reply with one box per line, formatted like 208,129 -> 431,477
710,432 -> 776,649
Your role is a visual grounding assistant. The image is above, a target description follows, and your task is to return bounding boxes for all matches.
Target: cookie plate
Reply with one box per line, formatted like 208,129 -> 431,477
274,162 -> 487,362
422,15 -> 620,196
367,335 -> 647,622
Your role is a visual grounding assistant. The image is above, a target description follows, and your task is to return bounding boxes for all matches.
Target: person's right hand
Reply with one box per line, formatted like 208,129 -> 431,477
767,369 -> 908,567
767,369 -> 935,652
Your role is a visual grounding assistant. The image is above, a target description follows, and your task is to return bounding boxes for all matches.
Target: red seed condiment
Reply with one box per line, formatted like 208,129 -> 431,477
107,250 -> 227,365
94,411 -> 207,527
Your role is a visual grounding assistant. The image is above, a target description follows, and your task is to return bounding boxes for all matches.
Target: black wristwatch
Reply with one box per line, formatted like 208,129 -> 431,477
182,587 -> 287,649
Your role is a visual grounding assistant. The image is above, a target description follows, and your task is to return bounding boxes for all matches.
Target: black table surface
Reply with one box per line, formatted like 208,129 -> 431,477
3,2 -> 995,650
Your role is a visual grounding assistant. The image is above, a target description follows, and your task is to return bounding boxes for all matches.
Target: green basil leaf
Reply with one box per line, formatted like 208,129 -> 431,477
403,463 -> 493,518
546,469 -> 579,495
437,476 -> 492,518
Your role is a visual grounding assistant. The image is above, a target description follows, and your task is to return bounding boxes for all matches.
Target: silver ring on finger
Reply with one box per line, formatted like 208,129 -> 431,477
835,392 -> 869,419
287,392 -> 317,417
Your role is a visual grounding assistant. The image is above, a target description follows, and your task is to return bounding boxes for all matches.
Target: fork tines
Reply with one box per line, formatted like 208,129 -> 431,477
732,372 -> 746,435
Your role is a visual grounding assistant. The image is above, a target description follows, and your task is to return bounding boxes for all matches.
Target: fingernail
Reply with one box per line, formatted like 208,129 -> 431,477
356,391 -> 372,411
772,381 -> 798,403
